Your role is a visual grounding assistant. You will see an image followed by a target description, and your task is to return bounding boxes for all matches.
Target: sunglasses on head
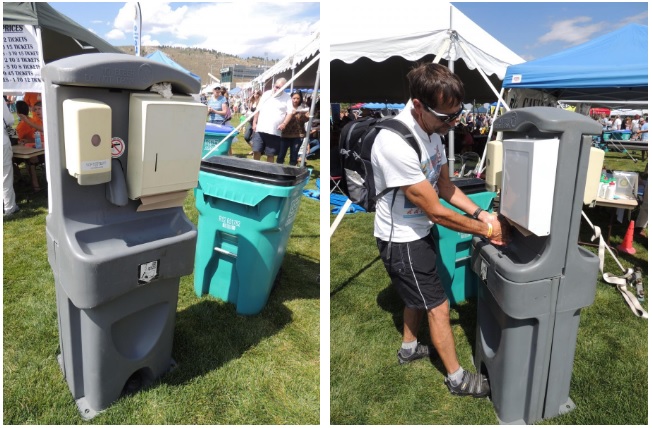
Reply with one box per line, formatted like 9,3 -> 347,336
423,102 -> 464,124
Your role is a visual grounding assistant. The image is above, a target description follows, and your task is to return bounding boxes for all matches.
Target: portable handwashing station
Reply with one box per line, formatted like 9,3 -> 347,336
42,53 -> 206,418
471,107 -> 603,424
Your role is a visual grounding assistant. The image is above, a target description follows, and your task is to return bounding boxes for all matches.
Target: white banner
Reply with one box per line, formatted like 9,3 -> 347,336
3,24 -> 43,93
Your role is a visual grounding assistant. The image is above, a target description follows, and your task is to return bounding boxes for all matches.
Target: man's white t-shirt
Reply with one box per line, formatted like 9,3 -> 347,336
611,117 -> 622,131
256,90 -> 291,136
371,107 -> 447,242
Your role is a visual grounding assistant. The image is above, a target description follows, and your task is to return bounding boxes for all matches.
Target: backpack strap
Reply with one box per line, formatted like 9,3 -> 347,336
369,119 -> 422,202
370,119 -> 423,255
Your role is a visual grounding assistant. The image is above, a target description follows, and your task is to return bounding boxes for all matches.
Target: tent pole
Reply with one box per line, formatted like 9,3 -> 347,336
447,55 -> 456,177
300,59 -> 321,168
446,6 -> 456,177
476,87 -> 505,177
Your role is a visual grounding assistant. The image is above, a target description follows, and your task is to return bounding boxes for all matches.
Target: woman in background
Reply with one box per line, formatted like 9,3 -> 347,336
277,90 -> 309,166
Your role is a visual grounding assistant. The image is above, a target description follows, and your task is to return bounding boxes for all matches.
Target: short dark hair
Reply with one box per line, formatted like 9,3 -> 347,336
407,63 -> 464,109
214,86 -> 221,91
16,100 -> 29,115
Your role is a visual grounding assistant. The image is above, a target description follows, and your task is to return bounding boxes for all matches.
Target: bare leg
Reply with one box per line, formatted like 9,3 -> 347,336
427,300 -> 460,374
266,155 -> 274,163
29,161 -> 40,191
253,152 -> 262,161
402,306 -> 424,342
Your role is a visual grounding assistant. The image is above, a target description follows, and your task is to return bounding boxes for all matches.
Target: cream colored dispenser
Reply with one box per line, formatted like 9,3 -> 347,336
127,93 -> 207,204
484,139 -> 503,192
62,99 -> 112,185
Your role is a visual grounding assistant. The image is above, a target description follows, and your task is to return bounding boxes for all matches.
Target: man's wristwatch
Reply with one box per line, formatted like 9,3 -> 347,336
472,207 -> 484,220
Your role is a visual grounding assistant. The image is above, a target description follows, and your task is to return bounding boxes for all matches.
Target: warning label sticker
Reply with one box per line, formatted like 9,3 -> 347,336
111,137 -> 125,158
138,260 -> 159,284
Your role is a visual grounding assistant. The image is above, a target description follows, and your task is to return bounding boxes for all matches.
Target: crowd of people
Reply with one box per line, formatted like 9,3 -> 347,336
201,82 -> 320,166
593,112 -> 648,141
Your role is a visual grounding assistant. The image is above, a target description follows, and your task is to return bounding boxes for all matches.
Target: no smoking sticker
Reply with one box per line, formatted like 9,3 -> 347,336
111,137 -> 125,158
138,260 -> 159,284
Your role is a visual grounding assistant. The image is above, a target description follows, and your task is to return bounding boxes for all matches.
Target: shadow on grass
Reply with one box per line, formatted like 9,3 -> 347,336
165,253 -> 319,387
330,255 -> 381,297
375,277 -> 480,377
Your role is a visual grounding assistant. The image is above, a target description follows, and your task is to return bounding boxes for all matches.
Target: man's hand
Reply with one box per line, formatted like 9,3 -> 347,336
488,215 -> 511,246
477,210 -> 496,223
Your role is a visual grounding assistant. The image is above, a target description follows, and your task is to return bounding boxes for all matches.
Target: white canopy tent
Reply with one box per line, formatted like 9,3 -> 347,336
252,29 -> 320,91
330,3 -> 523,103
330,2 -> 524,177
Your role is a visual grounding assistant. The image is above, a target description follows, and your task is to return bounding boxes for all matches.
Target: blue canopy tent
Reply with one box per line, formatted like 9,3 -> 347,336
145,50 -> 201,82
503,24 -> 648,106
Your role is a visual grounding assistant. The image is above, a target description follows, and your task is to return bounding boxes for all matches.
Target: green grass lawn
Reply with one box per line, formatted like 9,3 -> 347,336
330,150 -> 647,425
3,122 -> 321,424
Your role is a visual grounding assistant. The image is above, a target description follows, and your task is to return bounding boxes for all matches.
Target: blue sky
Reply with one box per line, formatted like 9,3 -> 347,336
48,1 -> 646,62
49,2 -> 320,60
452,2 -> 648,60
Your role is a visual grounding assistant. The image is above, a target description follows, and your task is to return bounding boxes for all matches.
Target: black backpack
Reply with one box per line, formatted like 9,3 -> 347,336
338,117 -> 421,212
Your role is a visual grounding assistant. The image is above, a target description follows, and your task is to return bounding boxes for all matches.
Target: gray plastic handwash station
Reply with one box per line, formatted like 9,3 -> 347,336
42,53 -> 206,419
471,107 -> 602,424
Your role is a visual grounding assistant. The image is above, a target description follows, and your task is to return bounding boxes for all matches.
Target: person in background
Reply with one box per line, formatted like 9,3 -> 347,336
298,101 -> 320,165
220,88 -> 231,122
611,115 -> 622,131
371,63 -> 509,398
219,87 -> 233,155
249,90 -> 262,113
251,78 -> 291,162
631,114 -> 641,139
623,117 -> 632,131
243,90 -> 262,156
3,100 -> 19,216
15,101 -> 34,141
277,90 -> 309,166
207,86 -> 228,125
5,95 -> 16,113
16,100 -> 44,192
23,92 -> 41,109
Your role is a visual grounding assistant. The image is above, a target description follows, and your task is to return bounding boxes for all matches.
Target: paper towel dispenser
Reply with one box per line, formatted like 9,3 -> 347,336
500,137 -> 560,236
126,93 -> 207,200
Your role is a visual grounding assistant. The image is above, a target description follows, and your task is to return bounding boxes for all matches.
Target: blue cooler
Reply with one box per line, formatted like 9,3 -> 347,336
203,123 -> 238,157
610,130 -> 632,141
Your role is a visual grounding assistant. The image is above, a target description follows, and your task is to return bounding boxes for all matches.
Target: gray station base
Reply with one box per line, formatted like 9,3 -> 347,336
55,277 -> 181,418
473,246 -> 594,425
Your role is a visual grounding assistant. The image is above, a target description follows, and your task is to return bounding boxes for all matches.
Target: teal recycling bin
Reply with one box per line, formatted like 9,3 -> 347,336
194,157 -> 309,315
431,188 -> 495,305
202,123 -> 237,157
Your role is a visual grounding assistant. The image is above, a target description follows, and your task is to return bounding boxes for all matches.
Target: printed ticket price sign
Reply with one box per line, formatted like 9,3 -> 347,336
3,24 -> 44,92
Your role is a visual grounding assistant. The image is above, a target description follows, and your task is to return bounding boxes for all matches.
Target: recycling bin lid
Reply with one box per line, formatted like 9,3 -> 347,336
201,156 -> 309,186
205,123 -> 236,134
450,177 -> 487,194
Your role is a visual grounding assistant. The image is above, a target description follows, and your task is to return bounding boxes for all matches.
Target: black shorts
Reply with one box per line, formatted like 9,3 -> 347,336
376,234 -> 447,310
251,132 -> 281,156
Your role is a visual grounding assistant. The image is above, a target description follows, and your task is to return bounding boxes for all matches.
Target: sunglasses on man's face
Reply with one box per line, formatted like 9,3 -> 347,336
423,103 -> 464,124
